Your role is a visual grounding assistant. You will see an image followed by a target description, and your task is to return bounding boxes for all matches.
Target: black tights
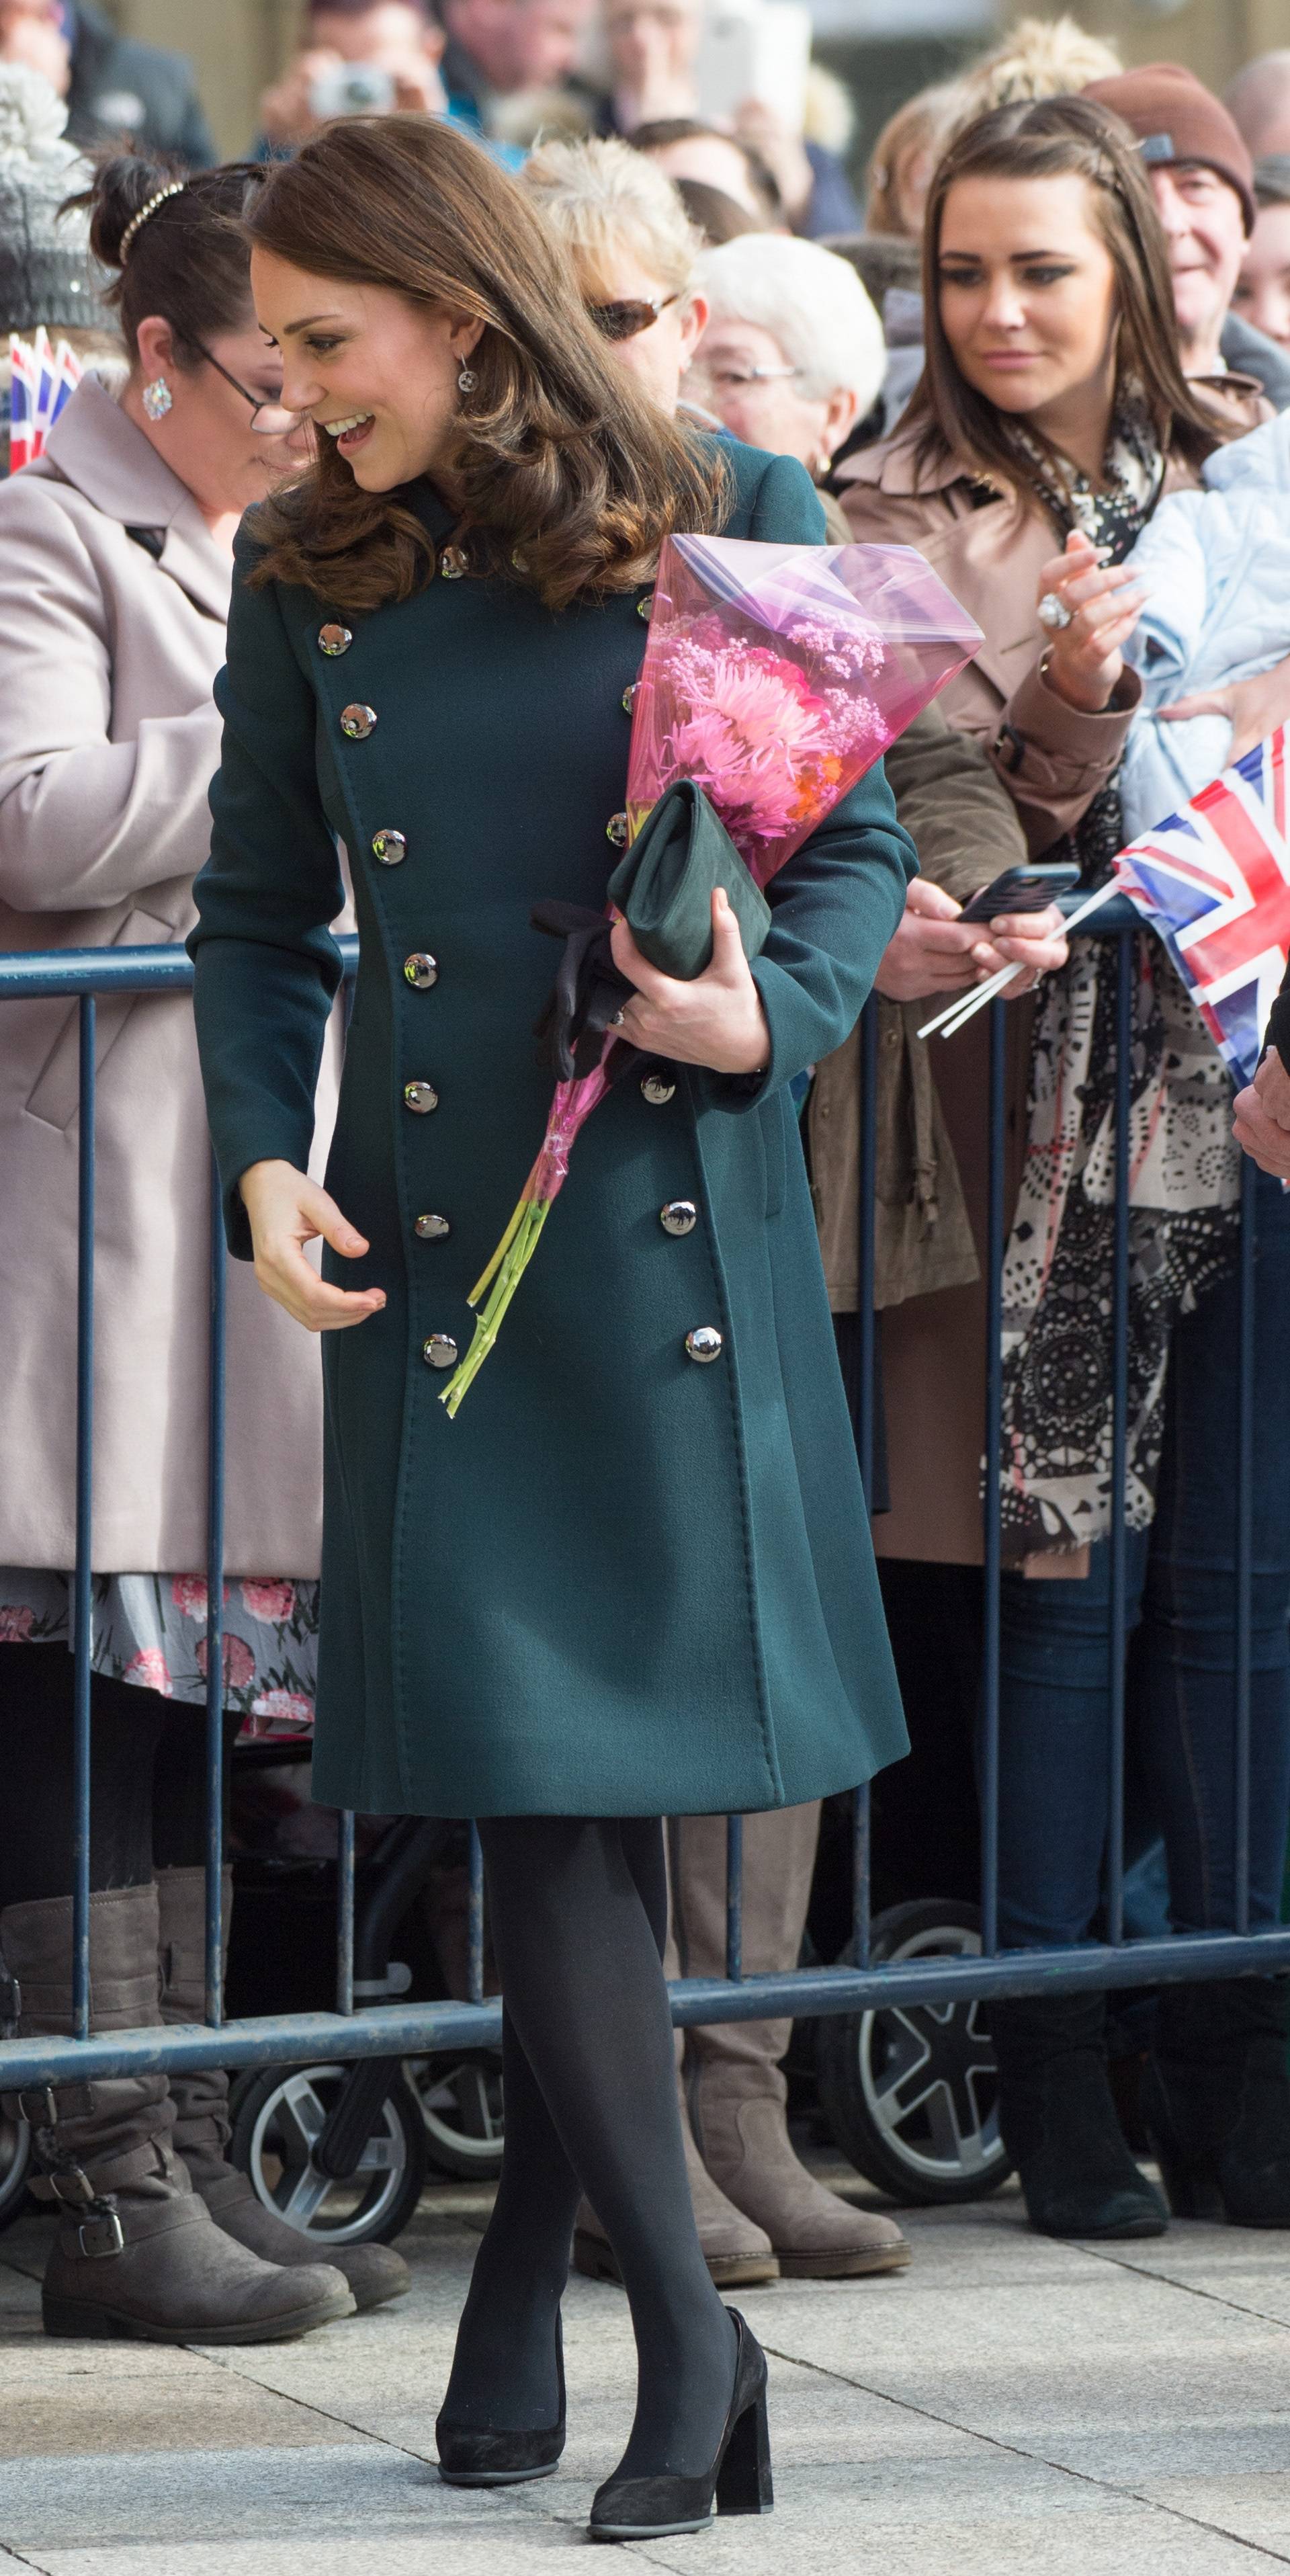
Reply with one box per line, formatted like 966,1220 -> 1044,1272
443,1815 -> 736,2482
0,1643 -> 236,1909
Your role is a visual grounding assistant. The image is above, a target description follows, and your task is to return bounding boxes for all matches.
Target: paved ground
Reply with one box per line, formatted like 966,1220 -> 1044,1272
3,2146 -> 1290,2574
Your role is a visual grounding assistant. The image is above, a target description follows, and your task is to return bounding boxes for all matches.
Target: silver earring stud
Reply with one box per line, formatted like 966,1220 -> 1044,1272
142,376 -> 173,421
458,365 -> 477,394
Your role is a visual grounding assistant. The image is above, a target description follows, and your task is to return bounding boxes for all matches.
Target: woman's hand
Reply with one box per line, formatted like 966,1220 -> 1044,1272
609,887 -> 771,1074
239,1159 -> 386,1333
875,878 -> 1068,1001
1233,1048 -> 1290,1179
1037,529 -> 1146,715
1159,650 -> 1290,764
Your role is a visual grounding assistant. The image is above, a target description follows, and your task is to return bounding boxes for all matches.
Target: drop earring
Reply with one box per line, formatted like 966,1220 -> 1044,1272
142,376 -> 173,421
457,364 -> 477,394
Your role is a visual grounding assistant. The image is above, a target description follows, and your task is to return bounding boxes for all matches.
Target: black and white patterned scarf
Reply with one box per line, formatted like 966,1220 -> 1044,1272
992,410 -> 1242,1558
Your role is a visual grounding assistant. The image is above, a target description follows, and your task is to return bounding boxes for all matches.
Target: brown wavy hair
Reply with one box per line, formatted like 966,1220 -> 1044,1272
243,115 -> 727,613
906,95 -> 1230,503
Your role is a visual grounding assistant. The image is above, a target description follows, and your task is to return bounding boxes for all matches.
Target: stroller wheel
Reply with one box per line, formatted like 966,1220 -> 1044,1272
229,2062 -> 427,2245
0,2102 -> 33,2231
404,2049 -> 505,2181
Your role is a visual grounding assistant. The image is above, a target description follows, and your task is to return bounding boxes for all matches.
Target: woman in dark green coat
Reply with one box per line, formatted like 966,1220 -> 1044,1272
189,118 -> 914,2540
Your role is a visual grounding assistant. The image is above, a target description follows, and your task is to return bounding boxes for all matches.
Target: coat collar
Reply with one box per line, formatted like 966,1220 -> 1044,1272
41,372 -> 232,623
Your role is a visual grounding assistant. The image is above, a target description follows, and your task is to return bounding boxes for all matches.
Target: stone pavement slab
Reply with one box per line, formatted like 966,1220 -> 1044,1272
4,2167 -> 1290,2575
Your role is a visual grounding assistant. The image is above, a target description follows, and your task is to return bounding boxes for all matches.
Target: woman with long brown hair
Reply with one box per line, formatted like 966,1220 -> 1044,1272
189,114 -> 915,2538
841,95 -> 1290,2249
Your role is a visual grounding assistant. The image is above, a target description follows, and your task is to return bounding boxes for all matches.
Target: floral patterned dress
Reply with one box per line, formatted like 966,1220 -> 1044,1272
0,1569 -> 319,1740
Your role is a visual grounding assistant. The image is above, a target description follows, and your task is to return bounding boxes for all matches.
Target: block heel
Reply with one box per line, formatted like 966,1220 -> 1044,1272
589,2308 -> 773,2542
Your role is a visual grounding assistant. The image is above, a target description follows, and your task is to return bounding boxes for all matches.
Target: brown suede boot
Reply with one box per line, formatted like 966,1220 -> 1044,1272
1,1885 -> 355,2343
157,1866 -> 410,2314
675,1809 -> 910,2280
572,2053 -> 779,2287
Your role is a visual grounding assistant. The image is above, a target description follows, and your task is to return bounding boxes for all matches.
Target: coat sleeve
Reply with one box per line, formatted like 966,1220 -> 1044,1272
0,479 -> 223,915
706,450 -> 918,1112
188,532 -> 346,1260
882,701 -> 1026,904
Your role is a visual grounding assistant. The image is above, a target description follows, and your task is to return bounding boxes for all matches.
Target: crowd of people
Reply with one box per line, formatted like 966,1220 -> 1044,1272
1,0 -> 1289,2519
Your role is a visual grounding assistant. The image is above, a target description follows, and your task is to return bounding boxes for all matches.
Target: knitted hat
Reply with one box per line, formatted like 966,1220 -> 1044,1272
1085,64 -> 1257,235
0,63 -> 107,332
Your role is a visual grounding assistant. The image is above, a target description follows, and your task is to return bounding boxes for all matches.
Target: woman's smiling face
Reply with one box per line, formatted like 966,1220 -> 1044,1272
249,248 -> 484,489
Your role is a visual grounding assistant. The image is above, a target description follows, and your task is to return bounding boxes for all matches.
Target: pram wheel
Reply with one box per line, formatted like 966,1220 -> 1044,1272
404,2048 -> 504,2180
0,2101 -> 32,2231
229,2061 -> 428,2245
814,1900 -> 1013,2206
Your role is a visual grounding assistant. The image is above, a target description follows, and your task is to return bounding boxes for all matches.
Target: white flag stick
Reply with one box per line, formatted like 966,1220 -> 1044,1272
916,874 -> 1126,1042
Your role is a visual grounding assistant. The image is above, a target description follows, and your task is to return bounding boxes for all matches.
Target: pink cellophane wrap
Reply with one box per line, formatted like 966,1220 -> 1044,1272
626,534 -> 984,882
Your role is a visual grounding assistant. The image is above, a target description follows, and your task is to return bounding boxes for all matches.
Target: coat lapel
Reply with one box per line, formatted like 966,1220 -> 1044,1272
41,373 -> 232,624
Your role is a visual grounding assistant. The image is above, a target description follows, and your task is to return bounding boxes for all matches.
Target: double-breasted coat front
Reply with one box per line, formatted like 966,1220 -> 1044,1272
191,440 -> 916,1819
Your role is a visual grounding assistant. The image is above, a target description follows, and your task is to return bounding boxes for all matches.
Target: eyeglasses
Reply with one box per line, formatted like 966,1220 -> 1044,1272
687,361 -> 800,394
191,340 -> 298,433
587,292 -> 679,343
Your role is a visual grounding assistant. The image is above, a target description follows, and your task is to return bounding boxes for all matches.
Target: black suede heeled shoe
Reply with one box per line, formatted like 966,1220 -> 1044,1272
435,2318 -> 566,2487
589,2308 -> 773,2543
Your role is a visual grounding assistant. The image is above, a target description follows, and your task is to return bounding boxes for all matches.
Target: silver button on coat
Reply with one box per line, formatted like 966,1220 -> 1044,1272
605,812 -> 629,848
637,593 -> 654,621
318,622 -> 352,655
641,1072 -> 675,1106
685,1327 -> 724,1364
341,703 -> 377,739
402,1080 -> 438,1114
660,1200 -> 697,1237
404,952 -> 438,989
415,1213 -> 451,1241
372,829 -> 406,866
423,1334 -> 458,1368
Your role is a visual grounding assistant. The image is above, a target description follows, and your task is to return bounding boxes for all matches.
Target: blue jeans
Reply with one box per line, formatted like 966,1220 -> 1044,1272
996,1166 -> 1290,1950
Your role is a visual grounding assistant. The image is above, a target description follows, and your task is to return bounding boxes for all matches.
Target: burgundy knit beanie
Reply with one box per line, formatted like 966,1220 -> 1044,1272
1084,64 -> 1256,234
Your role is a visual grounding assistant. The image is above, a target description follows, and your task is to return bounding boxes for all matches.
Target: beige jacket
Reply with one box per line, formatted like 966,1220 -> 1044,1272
810,702 -> 1027,1312
0,375 -> 345,1573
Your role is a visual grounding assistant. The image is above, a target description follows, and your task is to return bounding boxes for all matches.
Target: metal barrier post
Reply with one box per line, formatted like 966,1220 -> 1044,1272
857,1000 -> 878,1506
979,998 -> 1006,1958
72,998 -> 95,2042
204,1154 -> 226,2026
725,1815 -> 743,1983
1106,930 -> 1133,1944
1234,1152 -> 1256,1935
467,1823 -> 484,2008
336,1812 -> 355,2016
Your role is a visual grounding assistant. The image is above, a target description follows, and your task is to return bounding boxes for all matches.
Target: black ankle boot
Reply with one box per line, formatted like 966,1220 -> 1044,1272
992,1994 -> 1168,2239
435,2318 -> 566,2485
1144,1978 -> 1290,2227
589,2309 -> 772,2542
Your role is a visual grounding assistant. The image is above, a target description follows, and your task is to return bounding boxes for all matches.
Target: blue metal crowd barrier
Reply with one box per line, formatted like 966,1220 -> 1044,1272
1,911 -> 1287,2102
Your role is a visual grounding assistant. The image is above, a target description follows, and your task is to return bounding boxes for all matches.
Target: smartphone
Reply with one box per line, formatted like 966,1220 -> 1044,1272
693,0 -> 811,130
957,862 -> 1080,925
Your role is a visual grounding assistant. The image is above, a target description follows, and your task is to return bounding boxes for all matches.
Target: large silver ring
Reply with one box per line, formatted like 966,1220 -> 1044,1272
610,1008 -> 626,1028
1038,591 -> 1072,632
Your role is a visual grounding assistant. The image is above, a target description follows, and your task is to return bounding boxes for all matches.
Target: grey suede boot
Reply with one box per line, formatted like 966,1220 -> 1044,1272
1,1885 -> 355,2343
157,1866 -> 410,2313
572,2059 -> 779,2287
676,1809 -> 910,2280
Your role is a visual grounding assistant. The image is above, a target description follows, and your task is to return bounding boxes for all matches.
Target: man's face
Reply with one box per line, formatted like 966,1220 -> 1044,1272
1149,161 -> 1248,361
311,2 -> 439,69
445,0 -> 593,94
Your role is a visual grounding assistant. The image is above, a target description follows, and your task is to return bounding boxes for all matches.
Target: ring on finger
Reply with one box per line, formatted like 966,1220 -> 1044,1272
1038,591 -> 1073,633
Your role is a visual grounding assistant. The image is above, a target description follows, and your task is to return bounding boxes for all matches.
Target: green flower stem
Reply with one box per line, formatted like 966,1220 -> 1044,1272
467,1189 -> 531,1311
441,1195 -> 552,1418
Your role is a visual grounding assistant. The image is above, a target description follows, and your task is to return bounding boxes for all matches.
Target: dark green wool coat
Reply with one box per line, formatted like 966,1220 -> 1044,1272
190,441 -> 914,1819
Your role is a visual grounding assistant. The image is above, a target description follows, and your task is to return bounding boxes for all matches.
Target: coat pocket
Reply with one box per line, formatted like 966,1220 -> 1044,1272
23,907 -> 178,1132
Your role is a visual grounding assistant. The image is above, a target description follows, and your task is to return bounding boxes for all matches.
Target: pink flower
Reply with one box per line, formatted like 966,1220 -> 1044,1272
196,1632 -> 256,1690
171,1575 -> 208,1620
124,1648 -> 172,1696
0,1604 -> 33,1642
241,1579 -> 296,1625
249,1688 -> 314,1733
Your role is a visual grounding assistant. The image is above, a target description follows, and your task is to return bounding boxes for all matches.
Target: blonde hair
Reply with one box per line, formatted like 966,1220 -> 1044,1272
521,133 -> 699,300
949,14 -> 1121,131
865,83 -> 959,238
697,233 -> 885,411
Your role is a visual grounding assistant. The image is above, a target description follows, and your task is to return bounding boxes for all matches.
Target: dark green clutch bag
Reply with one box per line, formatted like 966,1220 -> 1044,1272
607,780 -> 771,979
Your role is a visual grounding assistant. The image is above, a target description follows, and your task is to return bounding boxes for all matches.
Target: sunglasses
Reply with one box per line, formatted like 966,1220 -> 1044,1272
587,292 -> 679,343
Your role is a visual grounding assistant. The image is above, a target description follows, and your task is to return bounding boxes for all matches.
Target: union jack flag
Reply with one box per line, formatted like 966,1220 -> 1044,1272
1115,727 -> 1290,1087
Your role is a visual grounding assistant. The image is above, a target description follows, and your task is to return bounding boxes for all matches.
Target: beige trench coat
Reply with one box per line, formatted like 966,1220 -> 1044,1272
0,375 -> 344,1573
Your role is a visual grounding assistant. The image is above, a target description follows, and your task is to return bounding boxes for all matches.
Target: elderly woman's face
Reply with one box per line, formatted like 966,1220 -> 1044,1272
688,315 -> 854,472
579,246 -> 706,417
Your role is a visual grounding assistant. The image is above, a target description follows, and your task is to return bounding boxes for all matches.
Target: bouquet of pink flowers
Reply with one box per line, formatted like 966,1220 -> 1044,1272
439,533 -> 982,1417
